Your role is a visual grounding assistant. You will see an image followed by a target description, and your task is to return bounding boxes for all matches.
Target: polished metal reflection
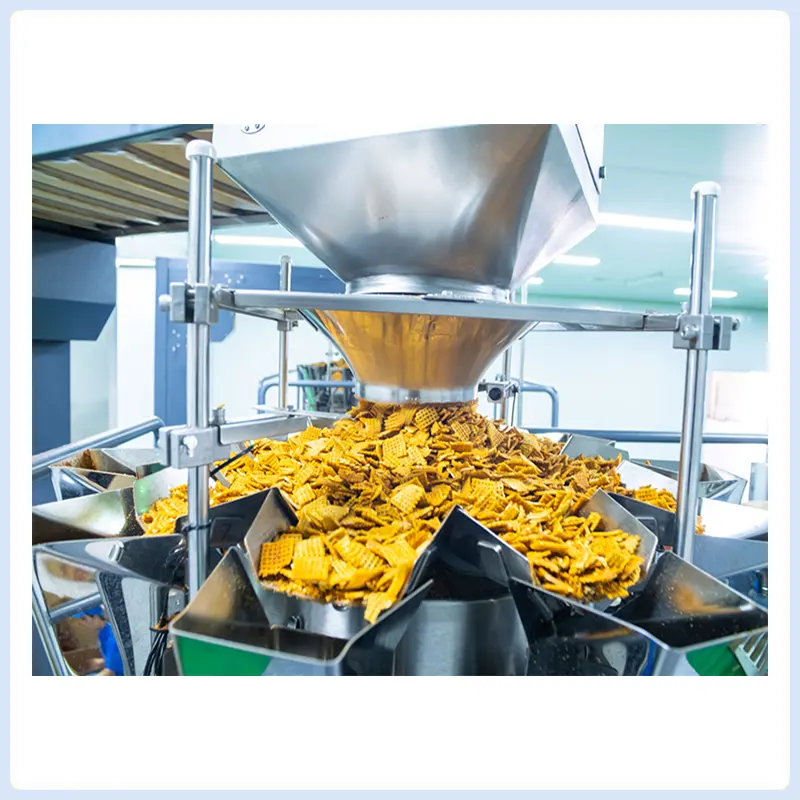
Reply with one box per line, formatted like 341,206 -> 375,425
302,309 -> 532,401
612,552 -> 768,650
218,125 -> 599,297
51,467 -> 136,502
393,596 -> 528,676
33,488 -> 143,544
632,459 -> 747,503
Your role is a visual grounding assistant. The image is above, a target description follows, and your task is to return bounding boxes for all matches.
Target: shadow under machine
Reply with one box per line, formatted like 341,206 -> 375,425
32,123 -> 768,677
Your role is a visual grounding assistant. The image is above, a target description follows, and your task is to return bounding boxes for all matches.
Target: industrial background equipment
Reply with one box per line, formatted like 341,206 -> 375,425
31,123 -> 768,676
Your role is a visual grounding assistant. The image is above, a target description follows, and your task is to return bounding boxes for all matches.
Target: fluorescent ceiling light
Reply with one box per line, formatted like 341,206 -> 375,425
552,255 -> 600,266
213,234 -> 302,247
527,277 -> 544,286
116,257 -> 155,267
673,287 -> 738,299
599,212 -> 693,233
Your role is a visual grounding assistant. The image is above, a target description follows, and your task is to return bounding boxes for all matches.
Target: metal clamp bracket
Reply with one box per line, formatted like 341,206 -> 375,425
159,281 -> 219,325
478,380 -> 519,403
673,313 -> 738,352
157,412 -> 328,469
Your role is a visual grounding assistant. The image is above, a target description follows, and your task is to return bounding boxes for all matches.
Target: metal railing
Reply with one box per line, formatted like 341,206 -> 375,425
523,428 -> 768,446
258,377 -> 356,411
515,381 -> 559,428
32,416 -> 164,480
32,417 -> 165,676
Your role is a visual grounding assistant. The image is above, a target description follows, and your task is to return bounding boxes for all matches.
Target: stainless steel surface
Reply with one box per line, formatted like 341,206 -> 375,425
217,287 -> 675,329
34,535 -> 185,587
32,574 -> 72,676
612,551 -> 768,652
632,459 -> 747,503
50,467 -> 136,502
525,428 -> 768,445
32,418 -> 164,479
302,308 -> 533,402
393,595 -> 527,676
675,184 -> 720,563
749,462 -> 769,502
733,631 -> 768,676
133,467 -> 189,516
216,125 -> 601,297
185,143 -> 214,599
561,433 -> 629,462
278,255 -> 292,409
33,488 -> 143,544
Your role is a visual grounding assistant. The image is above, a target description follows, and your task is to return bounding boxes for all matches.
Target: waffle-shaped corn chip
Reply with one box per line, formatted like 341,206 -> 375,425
390,483 -> 425,514
414,406 -> 437,429
374,539 -> 416,568
342,567 -> 384,590
382,433 -> 407,463
259,537 -> 297,577
291,556 -> 331,583
364,591 -> 394,624
293,484 -> 316,508
362,417 -> 382,435
295,537 -> 326,560
143,398 -> 675,613
385,410 -> 406,431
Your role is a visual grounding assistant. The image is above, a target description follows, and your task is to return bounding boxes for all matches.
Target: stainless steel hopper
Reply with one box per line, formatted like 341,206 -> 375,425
213,124 -> 603,400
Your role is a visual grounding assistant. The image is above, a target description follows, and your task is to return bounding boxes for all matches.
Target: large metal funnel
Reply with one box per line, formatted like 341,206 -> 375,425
214,124 -> 602,398
215,124 -> 602,298
300,308 -> 533,402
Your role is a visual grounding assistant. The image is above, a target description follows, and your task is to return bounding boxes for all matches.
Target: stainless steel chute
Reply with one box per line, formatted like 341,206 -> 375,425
214,124 -> 603,400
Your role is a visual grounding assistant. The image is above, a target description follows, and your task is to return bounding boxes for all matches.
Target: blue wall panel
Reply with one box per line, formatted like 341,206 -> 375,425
154,260 -> 345,426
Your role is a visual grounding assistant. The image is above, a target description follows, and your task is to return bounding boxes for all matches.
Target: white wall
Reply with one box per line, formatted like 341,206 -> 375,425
69,310 -> 116,440
114,267 -> 158,446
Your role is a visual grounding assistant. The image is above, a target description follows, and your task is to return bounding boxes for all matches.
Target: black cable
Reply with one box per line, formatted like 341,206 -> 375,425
210,443 -> 256,479
143,543 -> 186,676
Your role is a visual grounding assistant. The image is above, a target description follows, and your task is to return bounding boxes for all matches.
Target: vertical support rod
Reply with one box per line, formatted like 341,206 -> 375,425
516,287 -> 526,427
278,255 -> 293,410
675,182 -> 720,563
499,348 -> 513,422
185,140 -> 215,599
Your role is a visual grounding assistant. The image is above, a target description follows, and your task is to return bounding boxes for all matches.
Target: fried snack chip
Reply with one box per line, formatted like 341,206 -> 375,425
259,538 -> 297,578
143,399 -> 686,619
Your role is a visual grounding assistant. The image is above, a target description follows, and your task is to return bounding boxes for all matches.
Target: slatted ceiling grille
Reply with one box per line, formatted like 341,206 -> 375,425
31,126 -> 274,241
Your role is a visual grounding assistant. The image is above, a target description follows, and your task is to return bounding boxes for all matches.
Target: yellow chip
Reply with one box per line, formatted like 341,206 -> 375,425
390,484 -> 425,514
295,537 -> 326,560
382,433 -> 407,462
364,592 -> 394,624
293,484 -> 316,507
362,417 -> 382,435
414,407 -> 438,430
259,537 -> 296,577
291,555 -> 331,583
378,540 -> 417,567
342,567 -> 385,590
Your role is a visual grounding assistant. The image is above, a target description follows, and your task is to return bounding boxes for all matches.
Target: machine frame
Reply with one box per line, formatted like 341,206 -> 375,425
157,140 -> 734,601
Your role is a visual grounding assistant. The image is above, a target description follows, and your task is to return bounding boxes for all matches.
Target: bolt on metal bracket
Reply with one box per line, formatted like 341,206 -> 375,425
160,281 -> 219,325
673,313 -> 737,352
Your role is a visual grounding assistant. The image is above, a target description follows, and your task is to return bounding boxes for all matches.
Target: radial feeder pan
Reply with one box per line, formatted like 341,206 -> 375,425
213,124 -> 603,401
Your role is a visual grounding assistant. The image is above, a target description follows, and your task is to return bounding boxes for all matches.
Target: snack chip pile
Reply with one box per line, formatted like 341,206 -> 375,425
141,401 -> 681,620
